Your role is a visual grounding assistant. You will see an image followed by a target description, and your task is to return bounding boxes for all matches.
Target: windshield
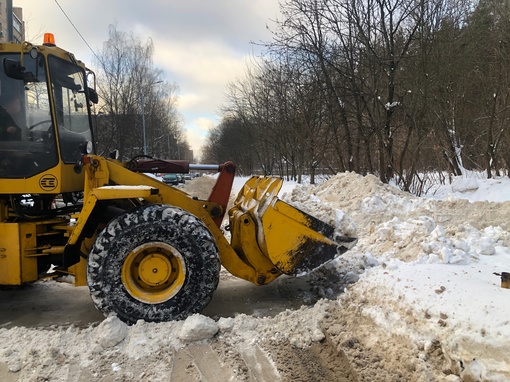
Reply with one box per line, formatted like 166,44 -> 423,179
0,52 -> 58,177
48,55 -> 92,163
0,52 -> 93,178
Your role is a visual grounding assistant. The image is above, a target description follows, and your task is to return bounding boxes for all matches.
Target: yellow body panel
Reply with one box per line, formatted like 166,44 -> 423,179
68,257 -> 88,287
0,162 -> 85,195
0,222 -> 38,284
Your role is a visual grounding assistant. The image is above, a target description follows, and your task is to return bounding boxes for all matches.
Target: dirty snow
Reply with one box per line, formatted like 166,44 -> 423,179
1,172 -> 510,381
285,172 -> 510,381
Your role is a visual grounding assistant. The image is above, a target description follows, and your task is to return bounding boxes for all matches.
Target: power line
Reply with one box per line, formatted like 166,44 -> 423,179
53,0 -> 100,63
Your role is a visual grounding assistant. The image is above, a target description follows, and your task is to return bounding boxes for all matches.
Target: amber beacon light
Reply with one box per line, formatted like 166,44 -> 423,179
43,33 -> 56,46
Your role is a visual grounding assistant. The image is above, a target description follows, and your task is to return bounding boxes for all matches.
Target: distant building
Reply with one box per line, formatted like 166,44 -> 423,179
182,148 -> 193,162
0,0 -> 24,43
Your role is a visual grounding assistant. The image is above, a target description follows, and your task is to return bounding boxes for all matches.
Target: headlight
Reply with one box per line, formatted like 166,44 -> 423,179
80,140 -> 93,155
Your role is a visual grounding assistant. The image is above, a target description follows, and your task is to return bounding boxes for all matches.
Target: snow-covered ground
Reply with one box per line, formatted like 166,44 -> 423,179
275,172 -> 510,381
1,172 -> 509,381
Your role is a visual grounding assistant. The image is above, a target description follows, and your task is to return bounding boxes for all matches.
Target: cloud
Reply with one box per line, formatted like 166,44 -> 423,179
152,37 -> 249,109
185,117 -> 217,160
195,117 -> 217,133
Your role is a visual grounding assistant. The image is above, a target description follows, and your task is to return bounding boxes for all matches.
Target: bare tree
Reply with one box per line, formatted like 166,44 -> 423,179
218,54 -> 335,182
202,117 -> 257,175
92,25 -> 184,160
462,0 -> 510,177
211,0 -> 510,188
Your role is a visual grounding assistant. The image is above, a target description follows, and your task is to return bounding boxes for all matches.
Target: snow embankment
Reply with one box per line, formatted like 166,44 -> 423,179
283,172 -> 510,381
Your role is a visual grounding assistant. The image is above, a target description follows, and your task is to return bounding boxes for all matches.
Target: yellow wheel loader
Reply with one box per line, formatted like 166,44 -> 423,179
0,35 -> 356,324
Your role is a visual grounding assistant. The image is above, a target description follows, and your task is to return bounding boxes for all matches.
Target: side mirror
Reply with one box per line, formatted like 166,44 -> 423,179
4,58 -> 38,82
88,88 -> 98,104
3,58 -> 25,80
108,149 -> 120,160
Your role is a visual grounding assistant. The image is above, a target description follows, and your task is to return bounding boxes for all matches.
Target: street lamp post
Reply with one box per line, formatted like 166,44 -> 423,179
141,80 -> 163,156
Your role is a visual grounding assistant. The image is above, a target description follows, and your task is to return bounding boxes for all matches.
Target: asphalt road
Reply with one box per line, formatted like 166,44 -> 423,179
0,274 -> 313,329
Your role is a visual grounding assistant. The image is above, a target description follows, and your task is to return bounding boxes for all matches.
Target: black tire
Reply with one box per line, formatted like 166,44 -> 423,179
87,204 -> 220,324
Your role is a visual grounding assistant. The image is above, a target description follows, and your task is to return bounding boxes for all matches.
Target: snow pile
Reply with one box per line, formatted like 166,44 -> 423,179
0,299 -> 332,380
430,174 -> 510,202
280,184 -> 357,238
284,172 -> 510,380
179,314 -> 218,342
217,300 -> 329,348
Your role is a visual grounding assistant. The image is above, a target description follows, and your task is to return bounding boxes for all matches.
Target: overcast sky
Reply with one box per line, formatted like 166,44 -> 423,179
14,0 -> 281,158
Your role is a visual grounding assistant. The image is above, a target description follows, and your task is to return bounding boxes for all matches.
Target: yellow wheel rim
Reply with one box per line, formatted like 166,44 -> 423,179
122,242 -> 186,304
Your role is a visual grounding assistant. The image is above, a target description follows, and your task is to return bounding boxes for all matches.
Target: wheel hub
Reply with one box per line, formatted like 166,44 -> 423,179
122,242 -> 186,304
138,253 -> 171,286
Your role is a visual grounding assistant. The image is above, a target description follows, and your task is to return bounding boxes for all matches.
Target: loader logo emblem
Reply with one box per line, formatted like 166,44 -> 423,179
39,175 -> 58,191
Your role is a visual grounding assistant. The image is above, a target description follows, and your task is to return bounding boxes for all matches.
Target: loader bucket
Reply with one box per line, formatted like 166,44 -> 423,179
229,176 -> 357,277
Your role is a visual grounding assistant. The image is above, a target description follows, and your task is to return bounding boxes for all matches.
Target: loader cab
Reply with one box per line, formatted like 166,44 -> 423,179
0,40 -> 96,195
